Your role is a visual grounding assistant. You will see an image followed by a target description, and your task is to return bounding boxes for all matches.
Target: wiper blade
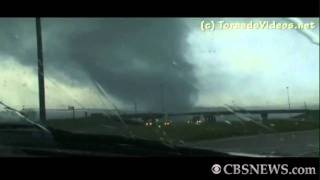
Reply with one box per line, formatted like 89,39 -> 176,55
223,104 -> 274,132
0,101 -> 51,133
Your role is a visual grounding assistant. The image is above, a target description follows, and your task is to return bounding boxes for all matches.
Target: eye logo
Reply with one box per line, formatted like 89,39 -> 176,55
211,164 -> 221,174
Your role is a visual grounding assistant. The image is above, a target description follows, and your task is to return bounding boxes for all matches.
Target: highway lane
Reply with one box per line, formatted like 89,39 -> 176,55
187,129 -> 319,157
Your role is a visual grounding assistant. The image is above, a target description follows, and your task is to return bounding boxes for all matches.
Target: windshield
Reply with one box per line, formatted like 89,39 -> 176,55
0,17 -> 319,157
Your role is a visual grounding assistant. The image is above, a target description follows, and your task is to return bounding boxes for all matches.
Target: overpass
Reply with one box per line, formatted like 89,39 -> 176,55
121,109 -> 319,122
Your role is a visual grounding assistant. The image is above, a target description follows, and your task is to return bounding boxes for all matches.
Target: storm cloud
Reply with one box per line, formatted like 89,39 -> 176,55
1,18 -> 318,110
0,18 -> 198,112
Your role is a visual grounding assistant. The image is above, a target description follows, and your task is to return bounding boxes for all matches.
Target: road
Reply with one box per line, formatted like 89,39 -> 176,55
188,130 -> 319,157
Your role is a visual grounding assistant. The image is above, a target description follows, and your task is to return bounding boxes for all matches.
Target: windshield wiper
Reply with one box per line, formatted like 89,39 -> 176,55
0,101 -> 51,133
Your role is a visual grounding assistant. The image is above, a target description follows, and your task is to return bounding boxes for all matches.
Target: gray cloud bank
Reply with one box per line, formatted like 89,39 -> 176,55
0,18 -> 198,112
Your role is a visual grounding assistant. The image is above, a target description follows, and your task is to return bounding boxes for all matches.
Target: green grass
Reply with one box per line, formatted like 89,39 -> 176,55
47,117 -> 319,143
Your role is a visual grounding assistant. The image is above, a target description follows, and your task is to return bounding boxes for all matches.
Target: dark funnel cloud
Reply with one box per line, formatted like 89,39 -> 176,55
0,18 -> 198,112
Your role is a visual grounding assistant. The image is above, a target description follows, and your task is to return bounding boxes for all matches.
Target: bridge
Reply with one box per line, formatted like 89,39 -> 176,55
121,109 -> 319,122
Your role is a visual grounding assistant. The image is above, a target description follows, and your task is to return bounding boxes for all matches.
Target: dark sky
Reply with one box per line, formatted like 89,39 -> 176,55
0,18 -> 199,112
0,18 -> 318,110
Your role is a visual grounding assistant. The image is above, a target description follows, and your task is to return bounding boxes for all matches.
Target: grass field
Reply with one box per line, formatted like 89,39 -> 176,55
47,114 -> 319,144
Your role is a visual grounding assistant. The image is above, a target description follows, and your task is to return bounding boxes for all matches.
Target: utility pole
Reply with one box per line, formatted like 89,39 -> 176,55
160,83 -> 165,113
36,17 -> 46,123
286,86 -> 291,110
68,106 -> 75,120
134,100 -> 137,113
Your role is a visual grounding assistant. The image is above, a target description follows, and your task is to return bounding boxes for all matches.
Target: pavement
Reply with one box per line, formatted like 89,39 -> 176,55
187,130 -> 319,157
